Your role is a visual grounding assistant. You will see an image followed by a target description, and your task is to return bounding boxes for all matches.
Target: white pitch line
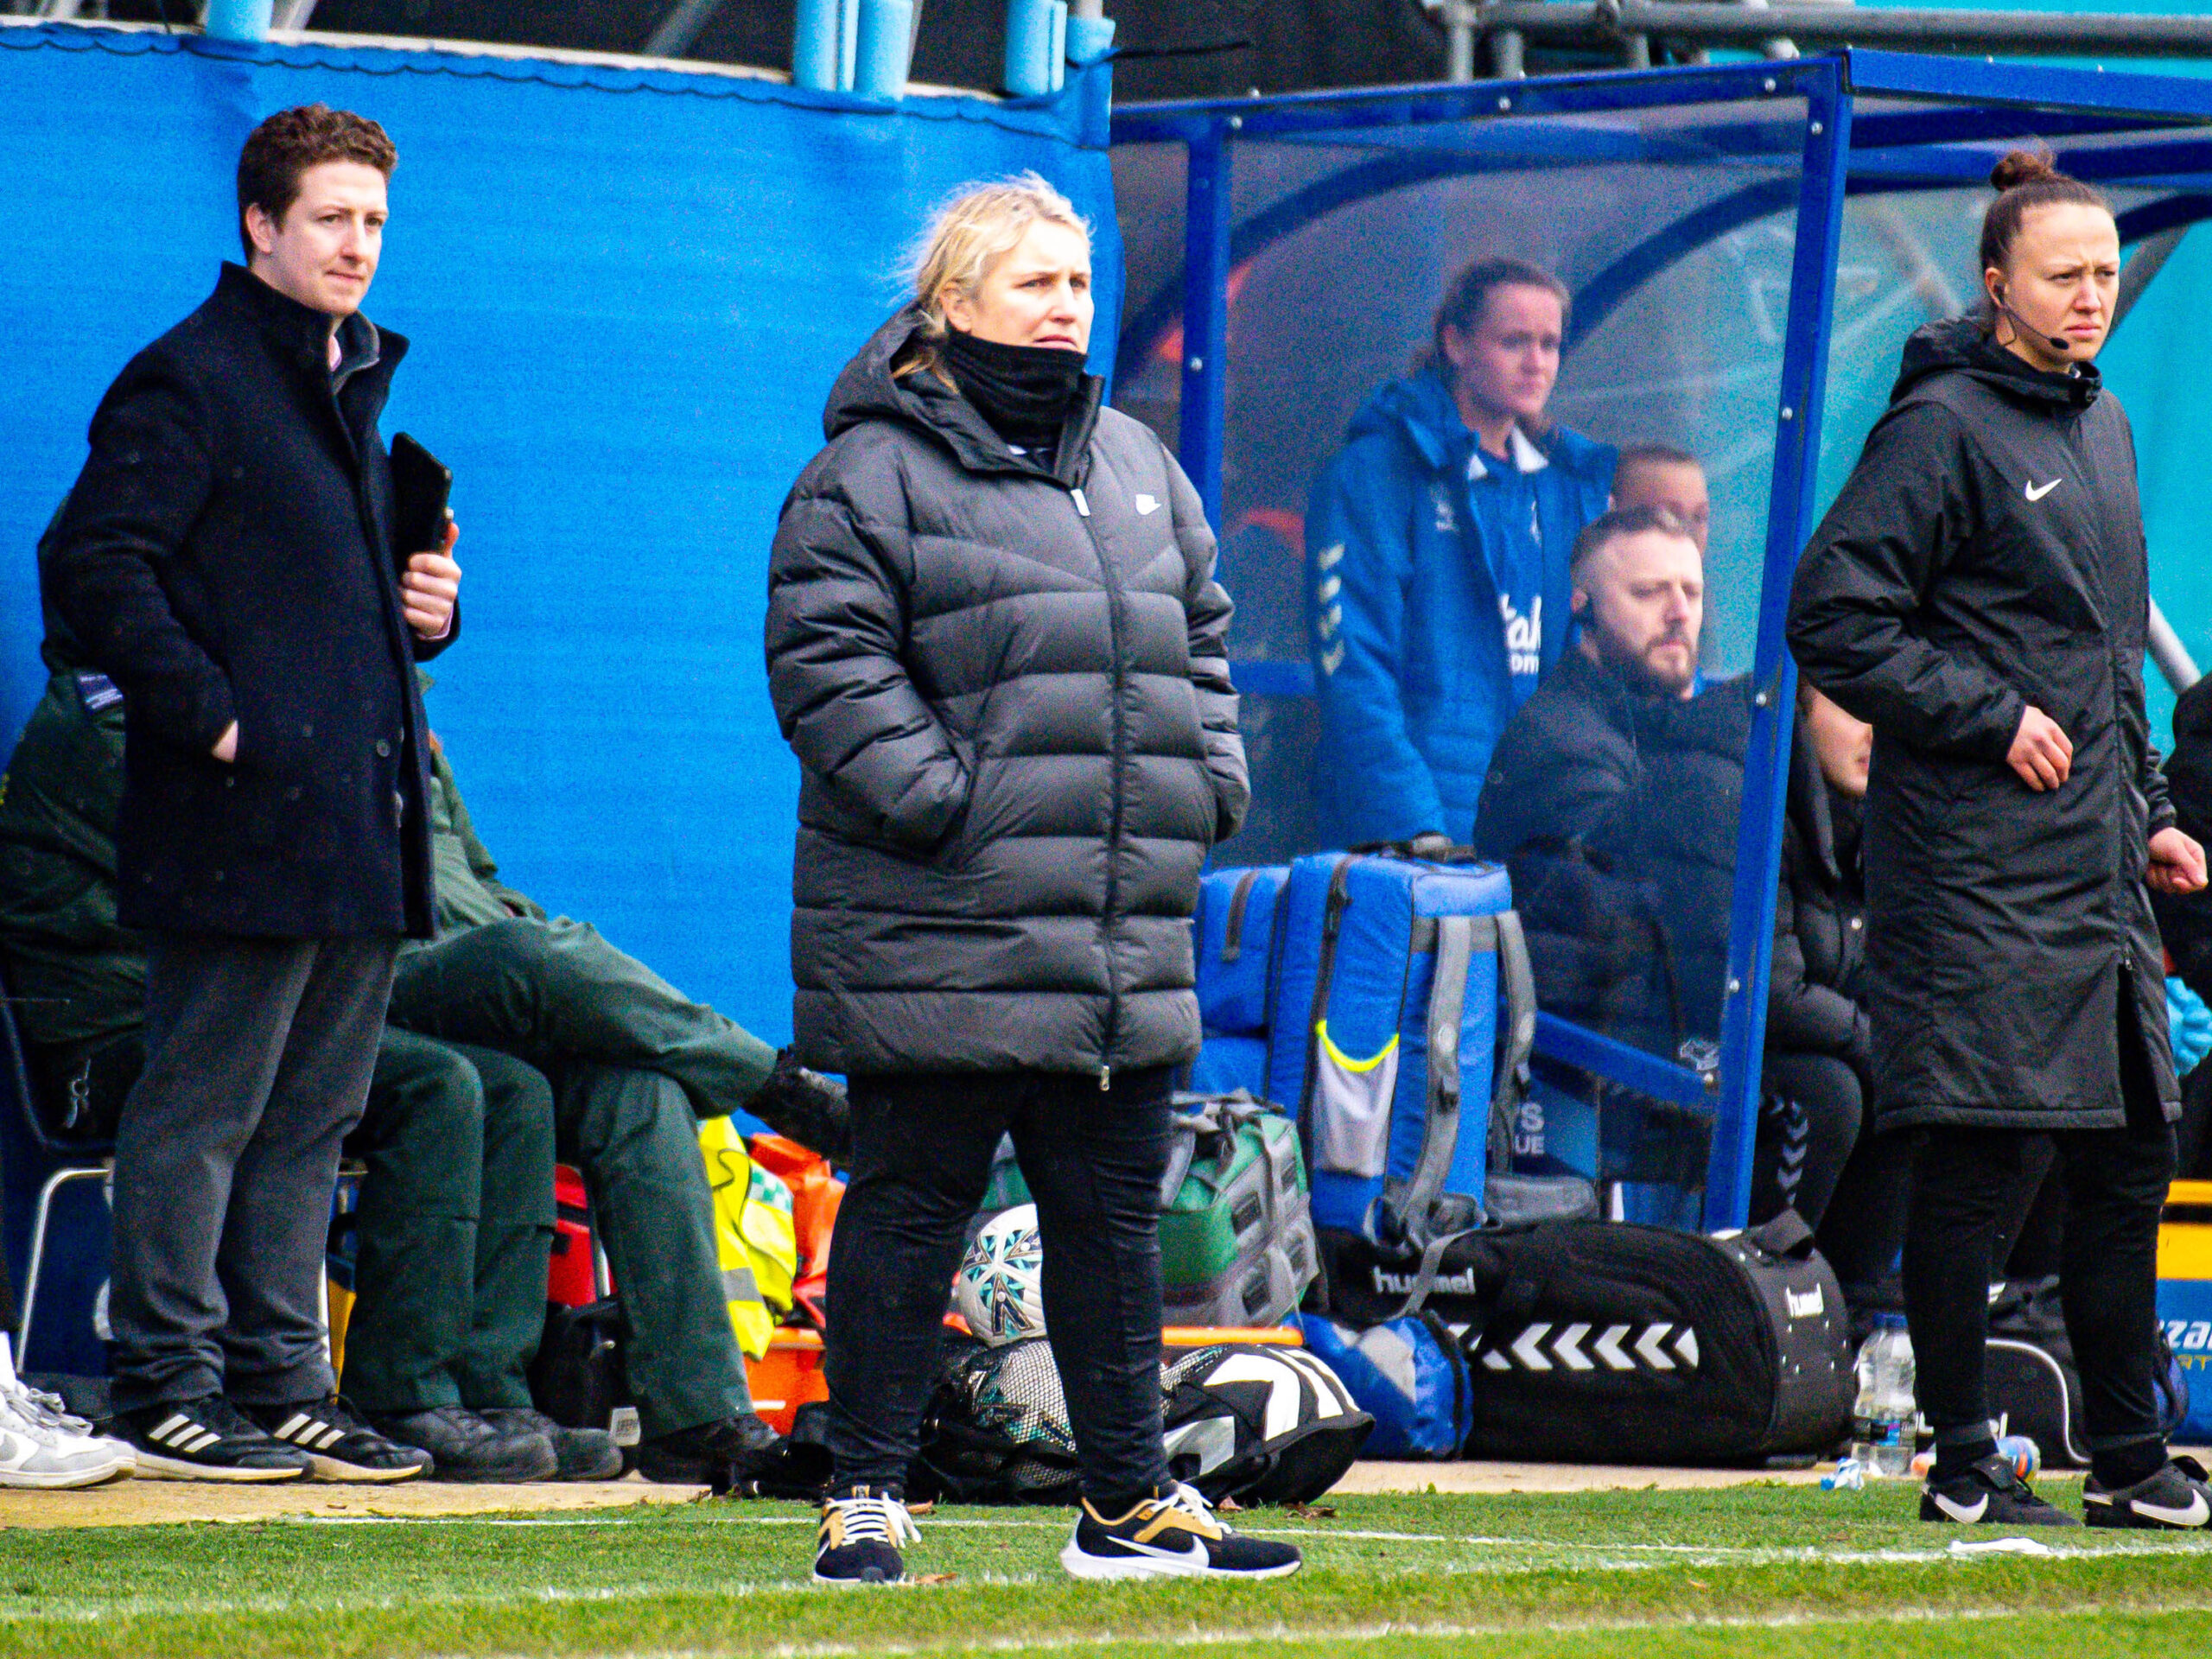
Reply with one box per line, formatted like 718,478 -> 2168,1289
496,1597 -> 2212,1659
270,1512 -> 2212,1567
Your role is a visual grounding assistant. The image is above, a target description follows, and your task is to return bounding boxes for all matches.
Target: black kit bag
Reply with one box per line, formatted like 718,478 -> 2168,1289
1984,1276 -> 2190,1467
528,1297 -> 641,1465
912,1334 -> 1372,1506
1322,1210 -> 1854,1463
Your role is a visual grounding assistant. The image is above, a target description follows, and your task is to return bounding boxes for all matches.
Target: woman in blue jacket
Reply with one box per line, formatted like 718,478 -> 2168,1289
1308,257 -> 1614,848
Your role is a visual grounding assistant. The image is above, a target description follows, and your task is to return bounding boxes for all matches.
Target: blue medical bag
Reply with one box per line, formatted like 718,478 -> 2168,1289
1263,851 -> 1535,1246
1296,1311 -> 1470,1459
1192,865 -> 1287,1097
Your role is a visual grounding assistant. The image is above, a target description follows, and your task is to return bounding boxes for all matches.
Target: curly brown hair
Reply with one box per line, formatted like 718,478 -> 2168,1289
236,104 -> 397,257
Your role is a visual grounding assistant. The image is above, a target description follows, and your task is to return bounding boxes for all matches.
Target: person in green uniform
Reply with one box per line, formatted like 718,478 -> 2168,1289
0,610 -> 575,1482
382,702 -> 847,1485
2,538 -> 846,1488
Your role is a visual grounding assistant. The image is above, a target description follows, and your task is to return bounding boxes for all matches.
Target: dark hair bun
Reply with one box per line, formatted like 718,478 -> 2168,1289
1990,148 -> 2063,193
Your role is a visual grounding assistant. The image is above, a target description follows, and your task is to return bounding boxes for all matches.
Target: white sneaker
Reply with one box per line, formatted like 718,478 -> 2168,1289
0,1338 -> 133,1489
13,1386 -> 136,1478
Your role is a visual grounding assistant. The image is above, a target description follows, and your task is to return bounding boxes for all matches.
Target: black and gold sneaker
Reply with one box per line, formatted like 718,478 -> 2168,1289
813,1485 -> 920,1585
1059,1481 -> 1302,1580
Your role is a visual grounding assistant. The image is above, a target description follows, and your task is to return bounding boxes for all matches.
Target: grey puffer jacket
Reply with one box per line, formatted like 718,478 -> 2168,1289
766,309 -> 1248,1079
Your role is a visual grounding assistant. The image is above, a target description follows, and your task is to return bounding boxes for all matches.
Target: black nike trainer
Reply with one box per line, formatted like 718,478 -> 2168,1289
1919,1452 -> 2078,1527
1060,1482 -> 1303,1580
2084,1455 -> 2212,1529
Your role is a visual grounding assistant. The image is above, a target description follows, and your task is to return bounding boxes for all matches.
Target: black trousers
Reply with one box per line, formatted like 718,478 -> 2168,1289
1751,1050 -> 1864,1228
108,932 -> 397,1410
824,1066 -> 1175,1507
1902,1109 -> 2175,1453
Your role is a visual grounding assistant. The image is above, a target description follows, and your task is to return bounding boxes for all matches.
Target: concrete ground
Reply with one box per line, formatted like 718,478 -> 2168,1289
0,1459 -> 1842,1529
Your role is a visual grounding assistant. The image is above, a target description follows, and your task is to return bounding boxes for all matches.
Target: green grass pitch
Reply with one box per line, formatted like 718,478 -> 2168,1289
3,1480 -> 2209,1656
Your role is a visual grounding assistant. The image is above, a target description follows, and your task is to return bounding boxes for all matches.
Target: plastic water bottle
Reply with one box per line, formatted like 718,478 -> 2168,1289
1850,1315 -> 1917,1478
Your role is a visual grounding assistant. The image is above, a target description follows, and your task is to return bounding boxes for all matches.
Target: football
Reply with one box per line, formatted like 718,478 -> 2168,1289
953,1204 -> 1047,1344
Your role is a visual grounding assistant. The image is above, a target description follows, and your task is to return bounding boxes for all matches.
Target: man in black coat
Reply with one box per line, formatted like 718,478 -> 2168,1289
1475,507 -> 1746,1181
44,105 -> 463,1483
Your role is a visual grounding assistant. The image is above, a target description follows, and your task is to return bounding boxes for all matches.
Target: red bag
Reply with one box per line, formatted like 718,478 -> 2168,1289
547,1164 -> 602,1308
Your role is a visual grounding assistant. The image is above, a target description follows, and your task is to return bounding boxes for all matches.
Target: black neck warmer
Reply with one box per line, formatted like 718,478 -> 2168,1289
941,327 -> 1086,454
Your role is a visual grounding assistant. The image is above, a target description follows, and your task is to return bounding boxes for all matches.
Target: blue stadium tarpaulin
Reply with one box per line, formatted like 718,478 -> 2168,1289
0,21 -> 1120,1052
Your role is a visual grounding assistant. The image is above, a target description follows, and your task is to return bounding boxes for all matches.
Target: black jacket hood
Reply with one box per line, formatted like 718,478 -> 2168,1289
822,305 -> 1103,484
1785,713 -> 1841,887
1890,315 -> 2100,414
2175,672 -> 2212,758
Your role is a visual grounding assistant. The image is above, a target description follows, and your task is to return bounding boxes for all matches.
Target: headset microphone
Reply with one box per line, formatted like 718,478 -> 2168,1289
1996,287 -> 2074,354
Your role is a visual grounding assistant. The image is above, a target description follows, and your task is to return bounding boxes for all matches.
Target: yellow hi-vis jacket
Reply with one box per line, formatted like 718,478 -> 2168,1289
697,1117 -> 798,1359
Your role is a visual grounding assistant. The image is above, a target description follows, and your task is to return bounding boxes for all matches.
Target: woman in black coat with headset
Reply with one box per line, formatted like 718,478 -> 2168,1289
1790,149 -> 2210,1531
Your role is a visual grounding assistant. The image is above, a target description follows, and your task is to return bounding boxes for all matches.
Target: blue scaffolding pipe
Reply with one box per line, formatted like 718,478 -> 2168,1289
1178,124 -> 1233,529
1534,1014 -> 1714,1114
1703,65 -> 1852,1230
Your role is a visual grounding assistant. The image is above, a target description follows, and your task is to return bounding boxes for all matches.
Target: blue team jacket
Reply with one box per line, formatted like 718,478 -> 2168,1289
1307,370 -> 1616,847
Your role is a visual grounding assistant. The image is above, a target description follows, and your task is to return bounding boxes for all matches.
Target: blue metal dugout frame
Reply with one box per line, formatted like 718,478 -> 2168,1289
1113,51 -> 2212,1229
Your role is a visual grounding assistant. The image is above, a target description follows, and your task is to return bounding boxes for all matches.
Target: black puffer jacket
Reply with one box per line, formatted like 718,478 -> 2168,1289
1472,647 -> 1751,1057
1768,720 -> 1871,1080
2156,676 -> 2212,998
765,309 -> 1247,1078
1789,318 -> 2177,1131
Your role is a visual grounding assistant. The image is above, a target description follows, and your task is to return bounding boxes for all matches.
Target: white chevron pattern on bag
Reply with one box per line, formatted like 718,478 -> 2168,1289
1478,1322 -> 1701,1375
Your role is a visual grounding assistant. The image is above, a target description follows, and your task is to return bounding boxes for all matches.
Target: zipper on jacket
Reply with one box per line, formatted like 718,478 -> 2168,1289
1071,480 -> 1126,1086
2064,418 -> 2140,957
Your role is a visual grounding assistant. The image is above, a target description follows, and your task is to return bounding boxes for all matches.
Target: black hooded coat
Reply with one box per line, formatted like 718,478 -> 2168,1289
1766,721 -> 1871,1081
764,309 -> 1248,1078
1788,318 -> 2178,1132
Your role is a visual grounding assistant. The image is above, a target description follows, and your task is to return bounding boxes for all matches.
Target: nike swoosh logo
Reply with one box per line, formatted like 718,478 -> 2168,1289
1933,1491 -> 1990,1523
2025,478 -> 2062,501
2134,1492 -> 2211,1527
1119,1535 -> 1211,1566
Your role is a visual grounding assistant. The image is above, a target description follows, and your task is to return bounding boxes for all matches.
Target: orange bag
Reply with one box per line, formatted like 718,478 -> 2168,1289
748,1135 -> 843,1331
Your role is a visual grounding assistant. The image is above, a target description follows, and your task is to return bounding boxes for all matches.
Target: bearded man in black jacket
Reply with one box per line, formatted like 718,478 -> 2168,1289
1478,505 -> 1812,1201
44,105 -> 464,1484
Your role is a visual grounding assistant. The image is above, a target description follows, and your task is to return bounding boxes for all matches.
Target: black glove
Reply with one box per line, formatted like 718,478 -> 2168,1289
745,1047 -> 852,1166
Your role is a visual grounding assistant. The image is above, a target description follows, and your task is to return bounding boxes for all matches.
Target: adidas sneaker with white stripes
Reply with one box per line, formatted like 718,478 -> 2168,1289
117,1395 -> 313,1482
241,1396 -> 430,1483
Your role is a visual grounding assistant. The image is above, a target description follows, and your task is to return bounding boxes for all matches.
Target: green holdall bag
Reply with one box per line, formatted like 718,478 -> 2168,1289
977,1094 -> 1318,1329
1159,1094 -> 1316,1327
